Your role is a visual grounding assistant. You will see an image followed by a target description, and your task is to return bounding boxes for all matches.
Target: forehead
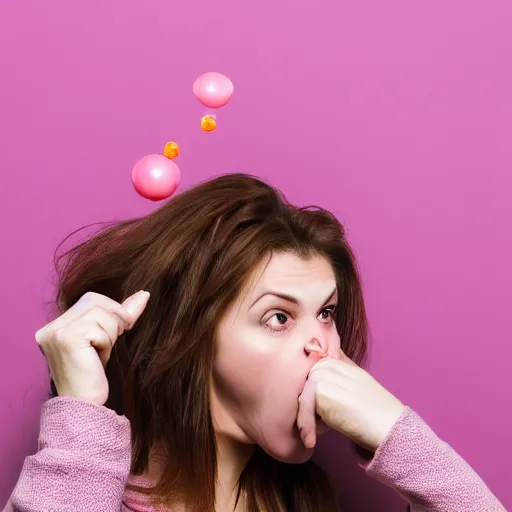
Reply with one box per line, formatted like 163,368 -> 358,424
243,252 -> 336,300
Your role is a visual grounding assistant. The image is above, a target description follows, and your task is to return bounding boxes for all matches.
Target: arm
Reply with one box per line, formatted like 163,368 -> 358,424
357,407 -> 506,512
7,397 -> 132,512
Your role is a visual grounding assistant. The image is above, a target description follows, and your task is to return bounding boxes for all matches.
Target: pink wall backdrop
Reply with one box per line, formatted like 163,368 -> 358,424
1,1 -> 510,509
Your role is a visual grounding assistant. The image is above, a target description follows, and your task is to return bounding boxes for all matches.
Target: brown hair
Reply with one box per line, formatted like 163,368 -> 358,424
51,173 -> 369,512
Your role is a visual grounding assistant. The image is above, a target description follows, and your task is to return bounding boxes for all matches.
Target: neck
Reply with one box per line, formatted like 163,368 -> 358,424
214,432 -> 254,510
143,434 -> 254,511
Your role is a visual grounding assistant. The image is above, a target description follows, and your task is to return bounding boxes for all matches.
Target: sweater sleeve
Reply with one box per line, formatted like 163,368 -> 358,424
356,406 -> 506,512
8,397 -> 132,512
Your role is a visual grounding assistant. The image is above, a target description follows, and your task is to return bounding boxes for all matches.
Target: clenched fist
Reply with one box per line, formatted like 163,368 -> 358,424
297,351 -> 406,452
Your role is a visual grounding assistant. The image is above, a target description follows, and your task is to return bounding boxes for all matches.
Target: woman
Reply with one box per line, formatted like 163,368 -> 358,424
5,174 -> 505,511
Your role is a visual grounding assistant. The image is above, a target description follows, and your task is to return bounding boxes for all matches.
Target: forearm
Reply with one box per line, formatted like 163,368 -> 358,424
9,397 -> 131,512
358,407 -> 505,512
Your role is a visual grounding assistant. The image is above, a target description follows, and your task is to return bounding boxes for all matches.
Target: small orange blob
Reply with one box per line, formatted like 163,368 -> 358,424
163,141 -> 180,159
200,115 -> 217,132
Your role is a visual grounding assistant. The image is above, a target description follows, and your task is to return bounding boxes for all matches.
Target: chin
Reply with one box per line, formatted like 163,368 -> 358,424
260,434 -> 315,464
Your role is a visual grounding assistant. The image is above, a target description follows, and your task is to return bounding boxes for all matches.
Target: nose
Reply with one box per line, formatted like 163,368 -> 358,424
304,337 -> 328,358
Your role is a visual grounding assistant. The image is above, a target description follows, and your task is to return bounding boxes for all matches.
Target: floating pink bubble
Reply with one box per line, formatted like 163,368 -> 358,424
192,72 -> 234,108
132,154 -> 181,201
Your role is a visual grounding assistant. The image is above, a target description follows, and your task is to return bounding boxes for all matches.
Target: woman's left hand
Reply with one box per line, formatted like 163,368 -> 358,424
297,351 -> 406,452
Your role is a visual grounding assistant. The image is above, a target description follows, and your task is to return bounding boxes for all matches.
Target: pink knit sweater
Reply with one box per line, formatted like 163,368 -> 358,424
4,397 -> 505,512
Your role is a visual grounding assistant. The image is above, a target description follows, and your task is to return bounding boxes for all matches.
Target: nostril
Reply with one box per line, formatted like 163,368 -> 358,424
304,338 -> 327,357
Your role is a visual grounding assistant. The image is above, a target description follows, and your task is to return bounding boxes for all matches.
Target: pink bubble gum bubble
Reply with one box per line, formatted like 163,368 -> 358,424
192,72 -> 234,108
132,154 -> 181,201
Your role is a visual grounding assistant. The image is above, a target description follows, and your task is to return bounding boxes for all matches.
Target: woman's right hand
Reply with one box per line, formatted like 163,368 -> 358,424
35,290 -> 150,406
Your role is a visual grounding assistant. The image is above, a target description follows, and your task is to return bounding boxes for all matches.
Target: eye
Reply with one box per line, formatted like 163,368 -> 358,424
318,305 -> 337,321
264,312 -> 291,332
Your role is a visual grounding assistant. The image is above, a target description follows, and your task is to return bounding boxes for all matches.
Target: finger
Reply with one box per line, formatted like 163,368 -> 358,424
121,291 -> 150,327
79,307 -> 120,345
336,347 -> 359,367
309,356 -> 339,376
308,359 -> 361,393
309,362 -> 345,385
38,291 -> 145,337
86,322 -> 115,367
297,380 -> 317,449
311,355 -> 359,378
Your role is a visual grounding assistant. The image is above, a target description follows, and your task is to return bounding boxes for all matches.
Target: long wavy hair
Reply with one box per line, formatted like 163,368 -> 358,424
50,173 -> 369,511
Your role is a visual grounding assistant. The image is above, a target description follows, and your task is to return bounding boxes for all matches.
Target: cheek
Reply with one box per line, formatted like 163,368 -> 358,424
213,330 -> 280,399
215,354 -> 271,396
270,443 -> 315,464
326,328 -> 342,358
214,339 -> 307,414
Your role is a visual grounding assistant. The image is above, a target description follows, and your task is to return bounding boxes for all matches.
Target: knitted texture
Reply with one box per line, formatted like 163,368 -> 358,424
5,399 -> 505,511
358,407 -> 505,511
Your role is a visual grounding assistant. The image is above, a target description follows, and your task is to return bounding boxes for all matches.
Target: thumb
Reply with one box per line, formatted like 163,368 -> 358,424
297,380 -> 317,449
334,348 -> 359,367
123,291 -> 150,325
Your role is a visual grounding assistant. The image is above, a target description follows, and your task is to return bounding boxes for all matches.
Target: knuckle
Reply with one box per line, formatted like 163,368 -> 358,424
89,305 -> 109,321
34,328 -> 46,345
82,291 -> 100,304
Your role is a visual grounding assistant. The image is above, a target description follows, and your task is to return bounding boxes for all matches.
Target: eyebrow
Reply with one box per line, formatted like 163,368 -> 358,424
249,287 -> 337,310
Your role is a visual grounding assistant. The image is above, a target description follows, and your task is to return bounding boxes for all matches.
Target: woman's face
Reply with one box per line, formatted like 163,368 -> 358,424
211,251 -> 341,463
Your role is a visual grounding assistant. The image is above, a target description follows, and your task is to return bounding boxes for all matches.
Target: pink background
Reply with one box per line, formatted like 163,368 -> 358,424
1,1 -> 510,509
